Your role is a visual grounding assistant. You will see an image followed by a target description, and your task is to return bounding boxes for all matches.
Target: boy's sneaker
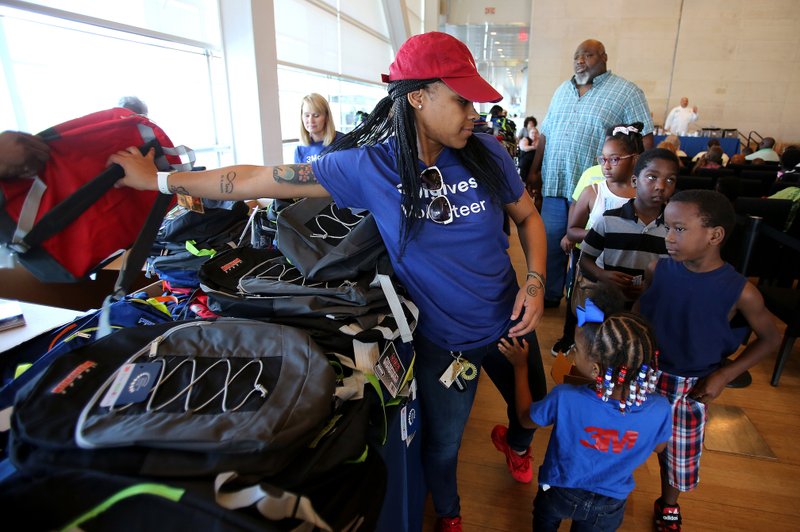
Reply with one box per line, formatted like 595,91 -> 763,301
435,516 -> 462,532
491,424 -> 532,483
653,498 -> 682,531
550,337 -> 575,357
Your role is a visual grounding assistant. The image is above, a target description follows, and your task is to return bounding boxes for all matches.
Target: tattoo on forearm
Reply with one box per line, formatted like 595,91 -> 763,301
171,185 -> 190,195
273,164 -> 318,185
525,271 -> 545,298
220,171 -> 236,194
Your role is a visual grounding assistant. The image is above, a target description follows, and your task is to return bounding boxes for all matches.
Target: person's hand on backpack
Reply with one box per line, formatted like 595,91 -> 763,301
0,131 -> 50,179
109,146 -> 159,190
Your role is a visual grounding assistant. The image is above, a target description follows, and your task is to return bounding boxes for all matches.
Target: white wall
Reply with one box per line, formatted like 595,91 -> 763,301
525,0 -> 800,146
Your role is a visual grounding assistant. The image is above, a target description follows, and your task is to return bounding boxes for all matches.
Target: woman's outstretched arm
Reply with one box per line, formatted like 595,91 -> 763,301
109,146 -> 330,200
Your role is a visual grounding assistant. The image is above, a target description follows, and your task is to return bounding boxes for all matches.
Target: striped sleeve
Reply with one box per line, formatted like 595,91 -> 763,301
581,217 -> 607,258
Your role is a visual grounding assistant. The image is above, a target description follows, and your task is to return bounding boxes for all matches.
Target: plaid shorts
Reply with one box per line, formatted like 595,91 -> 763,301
656,371 -> 707,492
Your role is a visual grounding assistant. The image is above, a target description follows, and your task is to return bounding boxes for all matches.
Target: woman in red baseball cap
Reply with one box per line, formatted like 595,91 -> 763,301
112,31 -> 547,532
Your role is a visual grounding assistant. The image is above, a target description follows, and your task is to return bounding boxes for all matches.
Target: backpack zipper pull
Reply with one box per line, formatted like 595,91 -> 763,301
149,335 -> 163,358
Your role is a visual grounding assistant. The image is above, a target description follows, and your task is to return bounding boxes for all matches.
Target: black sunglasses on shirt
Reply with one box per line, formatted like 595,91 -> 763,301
420,166 -> 453,225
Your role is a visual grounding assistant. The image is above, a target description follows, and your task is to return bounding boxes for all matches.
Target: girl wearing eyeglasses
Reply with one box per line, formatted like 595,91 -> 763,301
567,123 -> 644,248
551,124 -> 644,357
111,31 -> 548,532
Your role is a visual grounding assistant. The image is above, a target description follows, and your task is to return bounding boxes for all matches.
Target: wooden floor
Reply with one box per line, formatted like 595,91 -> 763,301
420,229 -> 800,531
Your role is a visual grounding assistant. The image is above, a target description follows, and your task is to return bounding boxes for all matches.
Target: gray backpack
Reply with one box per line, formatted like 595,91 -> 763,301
10,318 -> 337,478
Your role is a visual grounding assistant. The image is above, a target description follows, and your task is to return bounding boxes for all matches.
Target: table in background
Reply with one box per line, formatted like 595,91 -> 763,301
0,298 -> 83,353
654,135 -> 740,158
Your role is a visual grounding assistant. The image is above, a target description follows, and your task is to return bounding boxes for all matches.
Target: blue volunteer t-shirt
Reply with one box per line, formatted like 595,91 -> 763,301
312,133 -> 524,350
531,384 -> 672,500
294,132 -> 343,163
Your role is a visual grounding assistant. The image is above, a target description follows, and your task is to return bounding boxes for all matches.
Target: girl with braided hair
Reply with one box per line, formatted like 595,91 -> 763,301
111,31 -> 547,532
500,284 -> 671,531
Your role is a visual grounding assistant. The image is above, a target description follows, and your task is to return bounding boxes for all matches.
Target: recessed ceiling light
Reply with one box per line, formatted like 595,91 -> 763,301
497,48 -> 503,52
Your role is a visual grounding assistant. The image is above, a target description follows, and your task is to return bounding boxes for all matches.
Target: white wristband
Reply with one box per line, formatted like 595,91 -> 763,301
156,171 -> 172,194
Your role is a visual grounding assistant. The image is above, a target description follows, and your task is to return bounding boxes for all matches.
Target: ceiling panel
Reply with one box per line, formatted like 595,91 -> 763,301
444,23 -> 530,113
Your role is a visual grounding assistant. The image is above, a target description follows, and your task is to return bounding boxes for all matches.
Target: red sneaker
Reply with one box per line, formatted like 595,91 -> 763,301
491,424 -> 532,483
653,498 -> 682,531
435,516 -> 462,532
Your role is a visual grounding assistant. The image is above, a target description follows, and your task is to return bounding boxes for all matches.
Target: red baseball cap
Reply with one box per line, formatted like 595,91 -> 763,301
381,32 -> 502,103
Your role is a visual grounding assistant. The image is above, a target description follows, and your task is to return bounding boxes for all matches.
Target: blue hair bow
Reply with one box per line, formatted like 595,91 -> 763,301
577,297 -> 605,326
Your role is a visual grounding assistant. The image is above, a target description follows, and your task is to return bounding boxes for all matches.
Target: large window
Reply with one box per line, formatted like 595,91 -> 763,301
277,66 -> 386,163
0,2 -> 232,169
273,0 -> 392,163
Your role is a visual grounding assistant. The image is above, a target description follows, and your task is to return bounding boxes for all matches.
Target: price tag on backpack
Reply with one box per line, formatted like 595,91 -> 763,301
100,362 -> 160,407
177,194 -> 205,213
374,342 -> 407,398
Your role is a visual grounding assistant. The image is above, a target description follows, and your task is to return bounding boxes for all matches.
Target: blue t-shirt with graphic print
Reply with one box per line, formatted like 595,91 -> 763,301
312,133 -> 524,350
531,384 -> 672,500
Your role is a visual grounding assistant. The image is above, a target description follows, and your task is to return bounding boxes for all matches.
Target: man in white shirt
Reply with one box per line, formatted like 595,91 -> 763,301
664,97 -> 698,135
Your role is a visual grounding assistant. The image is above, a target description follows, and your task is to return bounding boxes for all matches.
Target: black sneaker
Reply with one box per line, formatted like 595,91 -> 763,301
550,337 -> 575,357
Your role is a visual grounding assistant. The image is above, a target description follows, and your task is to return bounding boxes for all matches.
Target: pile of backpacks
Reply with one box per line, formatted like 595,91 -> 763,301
0,109 -> 418,531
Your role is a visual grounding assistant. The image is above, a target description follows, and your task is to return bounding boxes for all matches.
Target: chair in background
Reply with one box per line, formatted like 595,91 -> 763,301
676,175 -> 714,192
767,180 -> 799,196
724,198 -> 794,276
738,219 -> 800,386
727,163 -> 752,176
696,167 -> 735,179
716,176 -> 741,202
761,283 -> 800,386
739,178 -> 768,197
740,169 -> 778,194
729,214 -> 800,386
734,197 -> 793,230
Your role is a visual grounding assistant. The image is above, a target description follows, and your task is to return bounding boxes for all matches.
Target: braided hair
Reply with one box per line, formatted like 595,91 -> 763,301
325,79 -> 511,257
604,122 -> 645,155
581,284 -> 659,412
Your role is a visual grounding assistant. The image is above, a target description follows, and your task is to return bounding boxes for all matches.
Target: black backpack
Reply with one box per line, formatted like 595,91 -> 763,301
9,318 -> 337,479
0,451 -> 386,532
198,246 -> 390,320
146,200 -> 251,289
275,197 -> 388,282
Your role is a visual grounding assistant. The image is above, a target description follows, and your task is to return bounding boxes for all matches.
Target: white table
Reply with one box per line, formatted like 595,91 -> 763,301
0,298 -> 85,353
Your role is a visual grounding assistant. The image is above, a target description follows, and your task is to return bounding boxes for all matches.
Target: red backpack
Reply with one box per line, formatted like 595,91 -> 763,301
0,108 -> 192,282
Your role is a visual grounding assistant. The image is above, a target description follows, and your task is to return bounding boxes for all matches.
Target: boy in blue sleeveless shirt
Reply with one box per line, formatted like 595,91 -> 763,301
637,190 -> 780,531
